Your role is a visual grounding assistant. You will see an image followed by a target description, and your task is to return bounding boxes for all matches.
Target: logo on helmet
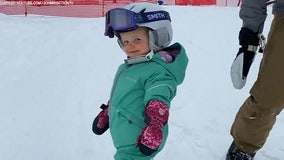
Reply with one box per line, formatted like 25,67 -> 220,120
146,12 -> 166,21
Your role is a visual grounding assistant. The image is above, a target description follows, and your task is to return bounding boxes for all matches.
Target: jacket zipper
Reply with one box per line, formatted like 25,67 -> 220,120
109,65 -> 128,106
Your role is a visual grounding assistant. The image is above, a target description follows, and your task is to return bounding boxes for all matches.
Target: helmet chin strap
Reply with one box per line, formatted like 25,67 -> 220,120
149,40 -> 161,52
124,51 -> 154,65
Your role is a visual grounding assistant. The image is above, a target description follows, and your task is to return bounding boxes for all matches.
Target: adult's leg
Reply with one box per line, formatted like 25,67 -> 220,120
230,14 -> 284,153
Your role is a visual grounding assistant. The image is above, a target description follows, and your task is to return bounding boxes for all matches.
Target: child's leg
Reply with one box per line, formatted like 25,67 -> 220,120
114,145 -> 156,160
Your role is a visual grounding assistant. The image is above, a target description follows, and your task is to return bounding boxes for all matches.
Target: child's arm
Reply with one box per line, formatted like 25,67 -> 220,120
92,102 -> 109,135
136,100 -> 169,156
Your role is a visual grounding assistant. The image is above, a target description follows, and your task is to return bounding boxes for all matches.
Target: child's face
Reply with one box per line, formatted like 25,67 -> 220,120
119,27 -> 150,57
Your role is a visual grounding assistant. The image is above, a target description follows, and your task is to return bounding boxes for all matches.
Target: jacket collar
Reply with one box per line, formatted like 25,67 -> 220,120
124,51 -> 154,65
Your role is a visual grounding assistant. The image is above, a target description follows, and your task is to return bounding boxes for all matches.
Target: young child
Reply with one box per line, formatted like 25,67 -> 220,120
92,2 -> 188,160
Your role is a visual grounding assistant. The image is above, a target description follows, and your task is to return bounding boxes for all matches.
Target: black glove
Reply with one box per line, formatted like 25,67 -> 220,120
230,27 -> 260,89
92,104 -> 109,135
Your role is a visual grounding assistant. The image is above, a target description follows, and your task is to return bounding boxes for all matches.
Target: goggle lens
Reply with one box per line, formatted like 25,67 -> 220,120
105,9 -> 137,37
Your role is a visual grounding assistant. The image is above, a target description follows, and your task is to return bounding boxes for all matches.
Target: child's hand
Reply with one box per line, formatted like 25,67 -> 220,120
136,100 -> 169,156
92,103 -> 109,135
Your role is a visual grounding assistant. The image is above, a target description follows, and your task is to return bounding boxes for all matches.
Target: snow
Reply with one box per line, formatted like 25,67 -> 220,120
0,5 -> 283,160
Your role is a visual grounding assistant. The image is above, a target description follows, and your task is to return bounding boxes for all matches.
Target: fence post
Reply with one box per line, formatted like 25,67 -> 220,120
102,0 -> 104,17
24,1 -> 28,16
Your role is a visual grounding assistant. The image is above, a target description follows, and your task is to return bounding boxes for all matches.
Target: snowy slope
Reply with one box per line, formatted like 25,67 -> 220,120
0,5 -> 283,160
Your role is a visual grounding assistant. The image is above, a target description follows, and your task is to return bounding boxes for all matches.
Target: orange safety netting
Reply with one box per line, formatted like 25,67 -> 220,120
0,0 -> 157,18
175,0 -> 216,5
0,0 -> 219,18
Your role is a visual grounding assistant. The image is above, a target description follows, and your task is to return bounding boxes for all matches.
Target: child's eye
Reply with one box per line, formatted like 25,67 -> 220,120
122,40 -> 129,45
134,38 -> 142,42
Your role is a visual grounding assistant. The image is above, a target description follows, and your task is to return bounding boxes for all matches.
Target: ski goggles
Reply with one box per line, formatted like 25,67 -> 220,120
104,8 -> 171,38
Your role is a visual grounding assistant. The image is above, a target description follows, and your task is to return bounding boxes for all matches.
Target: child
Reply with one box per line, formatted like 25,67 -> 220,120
92,2 -> 188,160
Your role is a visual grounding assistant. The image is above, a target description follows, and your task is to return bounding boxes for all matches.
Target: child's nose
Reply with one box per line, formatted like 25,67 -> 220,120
125,41 -> 136,48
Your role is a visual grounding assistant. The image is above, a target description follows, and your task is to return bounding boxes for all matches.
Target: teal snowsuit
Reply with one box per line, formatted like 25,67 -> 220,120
109,42 -> 188,160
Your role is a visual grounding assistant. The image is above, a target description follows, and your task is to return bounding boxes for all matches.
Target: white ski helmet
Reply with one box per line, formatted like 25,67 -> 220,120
124,3 -> 172,51
105,2 -> 173,51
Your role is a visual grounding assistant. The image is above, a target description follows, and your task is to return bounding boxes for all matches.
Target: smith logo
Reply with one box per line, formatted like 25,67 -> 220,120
147,13 -> 166,21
